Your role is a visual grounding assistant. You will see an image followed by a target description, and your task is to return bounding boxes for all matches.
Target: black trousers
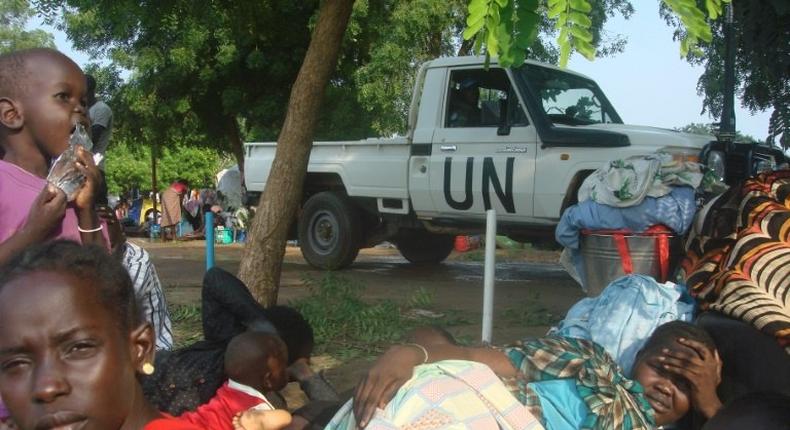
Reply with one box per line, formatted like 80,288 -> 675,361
201,266 -> 277,343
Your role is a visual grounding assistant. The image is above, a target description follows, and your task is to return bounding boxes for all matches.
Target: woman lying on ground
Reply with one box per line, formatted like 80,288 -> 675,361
328,322 -> 723,430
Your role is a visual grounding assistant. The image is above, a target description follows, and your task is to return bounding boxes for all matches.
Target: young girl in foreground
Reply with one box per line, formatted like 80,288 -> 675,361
0,241 -> 288,430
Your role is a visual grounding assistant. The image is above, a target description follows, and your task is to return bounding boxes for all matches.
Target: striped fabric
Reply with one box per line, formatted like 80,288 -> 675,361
682,170 -> 790,351
122,241 -> 174,350
503,337 -> 655,430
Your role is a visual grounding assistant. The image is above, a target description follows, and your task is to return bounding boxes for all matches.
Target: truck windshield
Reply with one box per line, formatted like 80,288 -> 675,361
516,64 -> 622,126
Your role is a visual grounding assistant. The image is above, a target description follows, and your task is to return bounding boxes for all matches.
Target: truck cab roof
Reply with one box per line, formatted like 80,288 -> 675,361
422,56 -> 594,81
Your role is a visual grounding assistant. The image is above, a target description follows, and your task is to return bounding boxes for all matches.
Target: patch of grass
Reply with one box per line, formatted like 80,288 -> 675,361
408,287 -> 435,309
502,292 -> 561,327
290,274 -> 404,357
291,274 -> 470,359
457,249 -> 486,262
168,303 -> 203,348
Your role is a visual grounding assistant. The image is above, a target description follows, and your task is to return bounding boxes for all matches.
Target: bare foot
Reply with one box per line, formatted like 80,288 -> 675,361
233,409 -> 292,430
287,358 -> 314,383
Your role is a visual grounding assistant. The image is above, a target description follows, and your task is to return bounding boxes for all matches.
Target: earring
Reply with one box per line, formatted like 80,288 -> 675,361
142,362 -> 155,375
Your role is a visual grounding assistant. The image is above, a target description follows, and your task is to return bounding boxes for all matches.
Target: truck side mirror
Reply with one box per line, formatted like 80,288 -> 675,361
497,98 -> 511,136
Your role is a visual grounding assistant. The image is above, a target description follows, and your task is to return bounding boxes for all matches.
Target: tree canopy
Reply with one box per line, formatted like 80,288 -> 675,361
1,0 -> 54,53
663,0 -> 789,147
36,0 -> 324,169
103,141 -> 227,195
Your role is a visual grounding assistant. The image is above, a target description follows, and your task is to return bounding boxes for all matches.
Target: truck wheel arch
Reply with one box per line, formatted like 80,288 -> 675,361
559,169 -> 594,215
303,172 -> 347,202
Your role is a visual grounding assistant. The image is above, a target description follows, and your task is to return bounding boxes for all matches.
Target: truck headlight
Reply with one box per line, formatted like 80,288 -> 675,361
706,150 -> 726,179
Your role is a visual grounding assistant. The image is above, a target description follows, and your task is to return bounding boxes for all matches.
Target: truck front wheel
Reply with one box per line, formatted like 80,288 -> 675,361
298,192 -> 362,270
395,231 -> 454,264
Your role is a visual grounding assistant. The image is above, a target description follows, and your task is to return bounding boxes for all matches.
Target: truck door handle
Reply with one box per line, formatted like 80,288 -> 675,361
440,145 -> 457,152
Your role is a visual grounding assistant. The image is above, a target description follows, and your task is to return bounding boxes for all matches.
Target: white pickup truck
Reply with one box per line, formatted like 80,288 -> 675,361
245,56 -> 719,270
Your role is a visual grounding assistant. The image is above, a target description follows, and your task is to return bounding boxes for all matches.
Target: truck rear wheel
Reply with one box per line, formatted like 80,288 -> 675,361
395,231 -> 454,264
298,192 -> 361,270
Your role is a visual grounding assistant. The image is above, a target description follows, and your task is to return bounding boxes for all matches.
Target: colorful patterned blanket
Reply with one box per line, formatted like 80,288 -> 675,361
682,170 -> 790,351
325,360 -> 544,430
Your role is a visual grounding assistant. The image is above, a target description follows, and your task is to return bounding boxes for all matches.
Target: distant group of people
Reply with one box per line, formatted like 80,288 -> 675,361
1,47 -> 789,430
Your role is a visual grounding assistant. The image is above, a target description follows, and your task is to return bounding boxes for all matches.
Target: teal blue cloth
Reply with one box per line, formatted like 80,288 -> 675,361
529,379 -> 589,430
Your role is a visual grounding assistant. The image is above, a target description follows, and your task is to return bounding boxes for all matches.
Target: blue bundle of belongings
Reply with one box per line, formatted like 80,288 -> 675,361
554,153 -> 724,294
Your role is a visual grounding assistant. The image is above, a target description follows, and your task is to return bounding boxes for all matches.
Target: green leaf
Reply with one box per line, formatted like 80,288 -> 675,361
515,11 -> 539,48
568,12 -> 592,28
575,39 -> 596,60
473,36 -> 484,55
680,37 -> 690,57
499,50 -> 514,67
559,41 -> 571,67
468,0 -> 489,18
494,0 -> 508,7
558,26 -> 569,46
550,13 -> 564,30
569,0 -> 592,13
570,25 -> 593,42
488,5 -> 501,27
705,0 -> 719,20
486,20 -> 500,53
463,19 -> 485,40
511,49 -> 526,67
548,2 -> 566,19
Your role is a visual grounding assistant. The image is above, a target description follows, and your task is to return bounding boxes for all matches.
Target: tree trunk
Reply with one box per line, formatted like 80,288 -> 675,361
237,0 -> 355,306
457,38 -> 474,56
227,116 -> 245,178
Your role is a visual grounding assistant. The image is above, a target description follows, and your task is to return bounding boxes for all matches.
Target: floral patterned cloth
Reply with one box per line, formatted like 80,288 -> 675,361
578,153 -> 724,207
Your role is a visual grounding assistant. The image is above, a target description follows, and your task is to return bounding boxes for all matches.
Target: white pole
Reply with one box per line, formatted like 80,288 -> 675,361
482,209 -> 497,344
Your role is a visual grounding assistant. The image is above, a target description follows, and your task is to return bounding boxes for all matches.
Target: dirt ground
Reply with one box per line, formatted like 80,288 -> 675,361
136,238 -> 584,406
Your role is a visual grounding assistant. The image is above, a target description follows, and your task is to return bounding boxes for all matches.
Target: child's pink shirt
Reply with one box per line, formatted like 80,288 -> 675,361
0,159 -> 105,244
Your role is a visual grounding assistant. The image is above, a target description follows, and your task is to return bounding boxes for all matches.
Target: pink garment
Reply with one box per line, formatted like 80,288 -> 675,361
0,397 -> 8,420
0,160 -> 108,245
